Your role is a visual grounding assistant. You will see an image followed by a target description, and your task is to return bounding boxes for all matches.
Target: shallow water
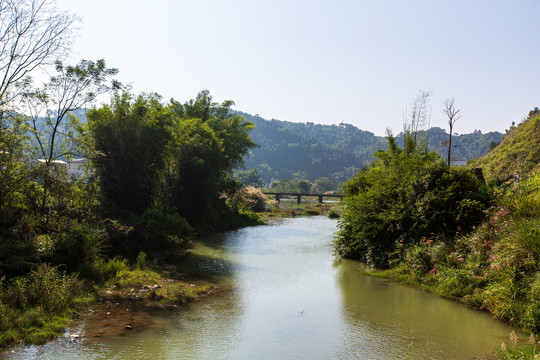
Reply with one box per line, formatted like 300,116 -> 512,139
2,217 -> 516,359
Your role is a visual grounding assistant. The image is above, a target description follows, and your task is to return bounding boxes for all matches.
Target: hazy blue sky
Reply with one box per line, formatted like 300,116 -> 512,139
55,0 -> 540,136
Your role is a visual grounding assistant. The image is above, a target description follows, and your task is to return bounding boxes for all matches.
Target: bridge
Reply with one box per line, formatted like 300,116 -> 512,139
263,192 -> 343,204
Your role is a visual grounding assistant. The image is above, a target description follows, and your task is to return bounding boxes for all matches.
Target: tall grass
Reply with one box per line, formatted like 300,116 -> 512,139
0,264 -> 81,346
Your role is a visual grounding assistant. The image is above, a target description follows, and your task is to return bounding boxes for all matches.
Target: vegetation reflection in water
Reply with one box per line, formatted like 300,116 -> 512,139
4,217 -> 517,360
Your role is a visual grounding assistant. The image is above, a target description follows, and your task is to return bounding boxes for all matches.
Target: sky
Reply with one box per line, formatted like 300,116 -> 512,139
54,0 -> 540,136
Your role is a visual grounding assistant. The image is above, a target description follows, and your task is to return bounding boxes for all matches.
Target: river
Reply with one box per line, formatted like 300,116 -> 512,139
3,216 -> 515,359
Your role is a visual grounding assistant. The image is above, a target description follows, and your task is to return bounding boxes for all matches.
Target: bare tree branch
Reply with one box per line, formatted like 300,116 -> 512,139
0,0 -> 79,105
443,98 -> 462,166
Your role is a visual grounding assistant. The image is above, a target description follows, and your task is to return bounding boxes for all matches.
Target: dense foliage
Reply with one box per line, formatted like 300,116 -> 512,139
264,176 -> 335,193
334,132 -> 492,267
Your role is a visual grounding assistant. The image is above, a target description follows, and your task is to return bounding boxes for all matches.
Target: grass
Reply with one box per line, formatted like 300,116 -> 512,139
0,264 -> 80,347
0,253 -> 220,348
495,332 -> 540,359
470,114 -> 540,181
97,267 -> 216,306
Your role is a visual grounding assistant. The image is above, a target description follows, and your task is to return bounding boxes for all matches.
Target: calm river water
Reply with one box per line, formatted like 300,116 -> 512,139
3,216 -> 516,359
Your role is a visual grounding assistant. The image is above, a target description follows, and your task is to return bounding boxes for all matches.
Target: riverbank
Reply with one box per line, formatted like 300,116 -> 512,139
358,173 -> 540,359
0,257 -> 225,348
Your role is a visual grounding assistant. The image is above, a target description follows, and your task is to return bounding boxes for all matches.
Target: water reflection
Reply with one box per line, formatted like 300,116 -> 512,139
1,217 -> 516,360
335,259 -> 512,359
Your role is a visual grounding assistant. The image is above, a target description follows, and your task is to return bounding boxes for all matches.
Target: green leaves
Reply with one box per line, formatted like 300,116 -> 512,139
87,93 -> 173,215
334,135 -> 492,267
87,90 -> 257,231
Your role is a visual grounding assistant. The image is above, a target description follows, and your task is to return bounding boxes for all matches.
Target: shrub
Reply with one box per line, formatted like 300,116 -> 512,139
1,264 -> 79,313
141,204 -> 193,253
335,139 -> 492,267
90,257 -> 129,281
136,251 -> 148,269
436,268 -> 479,300
327,210 -> 340,218
224,186 -> 267,212
403,244 -> 433,275
49,225 -> 105,272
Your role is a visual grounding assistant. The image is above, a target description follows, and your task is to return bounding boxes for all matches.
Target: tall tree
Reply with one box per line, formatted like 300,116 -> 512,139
25,59 -> 119,165
167,90 -> 256,227
403,90 -> 432,150
22,59 -> 118,211
443,98 -> 462,166
87,93 -> 173,215
0,0 -> 78,219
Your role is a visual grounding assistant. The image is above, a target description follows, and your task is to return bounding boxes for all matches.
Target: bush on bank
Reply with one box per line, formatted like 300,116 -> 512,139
370,172 -> 540,341
334,133 -> 492,267
0,265 -> 81,346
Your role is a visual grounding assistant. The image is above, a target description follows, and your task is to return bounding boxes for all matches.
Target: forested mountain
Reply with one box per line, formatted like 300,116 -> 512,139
236,111 -> 504,185
44,109 -> 504,186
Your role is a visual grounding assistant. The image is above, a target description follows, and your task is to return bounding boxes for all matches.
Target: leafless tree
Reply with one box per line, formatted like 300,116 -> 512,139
443,98 -> 462,166
21,59 -> 119,210
24,59 -> 119,164
0,0 -> 79,105
404,90 -> 432,139
402,90 -> 432,155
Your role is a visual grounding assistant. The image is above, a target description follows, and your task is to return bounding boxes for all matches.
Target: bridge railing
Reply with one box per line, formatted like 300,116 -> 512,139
262,192 -> 343,204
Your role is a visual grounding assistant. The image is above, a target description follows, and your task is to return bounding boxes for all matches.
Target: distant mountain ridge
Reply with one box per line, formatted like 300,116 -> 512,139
57,109 -> 505,185
236,111 -> 504,184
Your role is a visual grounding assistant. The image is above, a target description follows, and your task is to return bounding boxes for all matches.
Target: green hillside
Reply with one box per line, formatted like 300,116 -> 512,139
471,109 -> 540,181
237,111 -> 504,185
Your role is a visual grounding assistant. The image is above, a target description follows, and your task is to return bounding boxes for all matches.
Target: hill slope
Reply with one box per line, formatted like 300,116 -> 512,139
470,110 -> 540,181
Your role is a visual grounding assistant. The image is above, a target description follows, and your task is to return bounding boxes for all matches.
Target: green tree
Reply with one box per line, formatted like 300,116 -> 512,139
296,179 -> 312,193
166,91 -> 257,228
235,168 -> 264,188
164,116 -> 226,225
0,0 -> 79,222
0,113 -> 29,222
87,93 -> 173,215
311,177 -> 334,193
334,132 -> 491,267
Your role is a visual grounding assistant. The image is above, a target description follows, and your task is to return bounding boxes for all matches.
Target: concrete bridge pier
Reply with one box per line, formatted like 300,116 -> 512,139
297,195 -> 301,204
